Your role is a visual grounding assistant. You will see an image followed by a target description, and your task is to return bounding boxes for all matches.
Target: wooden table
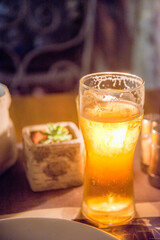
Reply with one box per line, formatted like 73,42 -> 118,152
0,90 -> 160,216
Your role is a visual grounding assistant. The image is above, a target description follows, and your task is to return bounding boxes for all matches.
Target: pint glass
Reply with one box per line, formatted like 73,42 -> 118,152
78,72 -> 144,227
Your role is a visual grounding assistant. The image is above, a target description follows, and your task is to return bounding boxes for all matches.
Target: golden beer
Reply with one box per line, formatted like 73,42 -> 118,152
79,100 -> 143,227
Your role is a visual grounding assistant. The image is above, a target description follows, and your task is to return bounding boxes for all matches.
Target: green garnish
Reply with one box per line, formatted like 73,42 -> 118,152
39,123 -> 72,144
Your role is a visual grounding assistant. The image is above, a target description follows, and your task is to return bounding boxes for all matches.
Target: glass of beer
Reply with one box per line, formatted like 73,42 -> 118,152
78,72 -> 144,228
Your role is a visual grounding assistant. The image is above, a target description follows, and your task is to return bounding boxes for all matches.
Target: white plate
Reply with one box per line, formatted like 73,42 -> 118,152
0,218 -> 118,240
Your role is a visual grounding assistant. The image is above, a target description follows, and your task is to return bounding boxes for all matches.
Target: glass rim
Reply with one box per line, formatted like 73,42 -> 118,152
80,72 -> 145,93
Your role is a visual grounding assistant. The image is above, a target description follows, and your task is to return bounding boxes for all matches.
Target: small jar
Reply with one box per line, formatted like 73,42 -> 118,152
141,114 -> 160,173
148,125 -> 160,188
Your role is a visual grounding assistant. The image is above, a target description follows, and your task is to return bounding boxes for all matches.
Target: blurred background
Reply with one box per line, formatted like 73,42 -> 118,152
0,0 -> 159,95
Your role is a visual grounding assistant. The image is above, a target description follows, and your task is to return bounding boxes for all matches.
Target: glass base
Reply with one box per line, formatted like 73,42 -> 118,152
81,202 -> 135,228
